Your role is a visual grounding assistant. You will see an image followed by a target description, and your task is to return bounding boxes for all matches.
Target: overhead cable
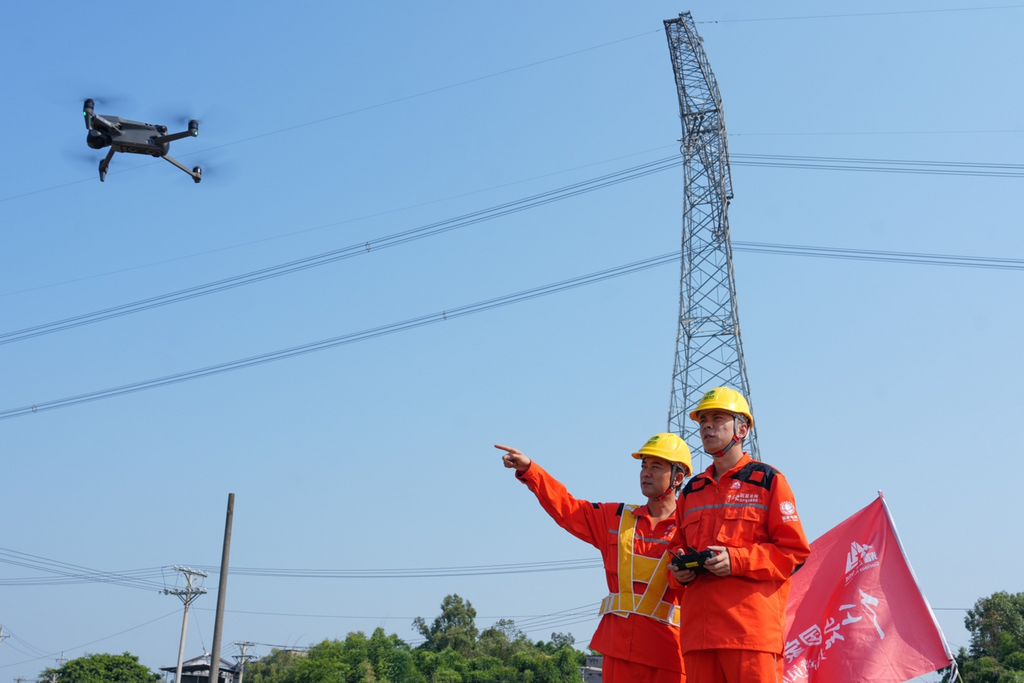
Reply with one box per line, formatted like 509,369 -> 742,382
3,240 -> 1023,421
1,30 -> 661,205
0,251 -> 680,420
0,156 -> 682,346
732,153 -> 1024,177
191,557 -> 603,580
0,547 -> 166,592
3,152 -> 1021,346
698,5 -> 1024,24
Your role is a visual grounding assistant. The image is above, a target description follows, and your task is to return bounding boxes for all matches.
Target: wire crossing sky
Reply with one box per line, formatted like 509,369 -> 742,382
1,2 -> 1022,680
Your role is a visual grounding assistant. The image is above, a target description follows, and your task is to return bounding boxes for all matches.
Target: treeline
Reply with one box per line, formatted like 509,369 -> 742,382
945,591 -> 1024,683
244,594 -> 586,683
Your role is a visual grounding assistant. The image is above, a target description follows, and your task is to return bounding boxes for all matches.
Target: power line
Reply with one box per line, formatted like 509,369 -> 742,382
0,610 -> 180,670
0,145 -> 680,299
732,241 -> 1024,270
698,5 -> 1024,24
732,153 -> 1024,177
0,548 -> 166,592
1,30 -> 660,205
3,152 -> 1020,346
0,555 -> 604,587
191,601 -> 601,622
190,558 -> 603,580
2,240 -> 1022,421
731,129 -> 1024,137
0,156 -> 681,347
0,251 -> 678,420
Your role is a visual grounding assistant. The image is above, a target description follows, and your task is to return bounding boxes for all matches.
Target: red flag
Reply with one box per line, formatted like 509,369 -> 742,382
783,494 -> 954,683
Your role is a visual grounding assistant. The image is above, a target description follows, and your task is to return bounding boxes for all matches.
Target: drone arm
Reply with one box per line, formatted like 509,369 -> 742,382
152,130 -> 193,144
162,154 -> 201,182
90,113 -> 121,134
154,120 -> 198,145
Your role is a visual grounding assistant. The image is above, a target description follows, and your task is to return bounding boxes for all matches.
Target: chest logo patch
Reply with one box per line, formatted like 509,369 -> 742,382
731,480 -> 742,490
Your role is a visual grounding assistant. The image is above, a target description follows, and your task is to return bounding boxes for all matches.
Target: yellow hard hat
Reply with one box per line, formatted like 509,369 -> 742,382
688,387 -> 754,428
632,433 -> 692,477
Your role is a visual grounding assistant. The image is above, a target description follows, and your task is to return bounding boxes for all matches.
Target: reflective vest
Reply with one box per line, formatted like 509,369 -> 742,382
598,505 -> 680,626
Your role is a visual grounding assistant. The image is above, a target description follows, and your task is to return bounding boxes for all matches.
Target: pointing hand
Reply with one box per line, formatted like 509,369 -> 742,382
494,444 -> 531,472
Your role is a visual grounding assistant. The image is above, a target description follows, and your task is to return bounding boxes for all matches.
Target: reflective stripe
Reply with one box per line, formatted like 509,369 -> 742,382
635,535 -> 670,545
598,592 -> 680,627
598,505 -> 679,627
683,502 -> 768,517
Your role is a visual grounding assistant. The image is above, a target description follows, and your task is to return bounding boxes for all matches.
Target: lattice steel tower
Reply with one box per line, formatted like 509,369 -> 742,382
664,12 -> 759,464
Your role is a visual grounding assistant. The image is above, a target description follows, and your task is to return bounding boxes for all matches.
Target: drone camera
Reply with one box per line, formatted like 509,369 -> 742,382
87,129 -> 110,150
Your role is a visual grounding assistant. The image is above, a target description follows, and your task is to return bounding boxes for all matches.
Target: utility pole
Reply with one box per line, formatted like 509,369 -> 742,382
164,565 -> 208,683
233,642 -> 256,683
47,653 -> 68,683
664,12 -> 760,469
207,493 -> 235,683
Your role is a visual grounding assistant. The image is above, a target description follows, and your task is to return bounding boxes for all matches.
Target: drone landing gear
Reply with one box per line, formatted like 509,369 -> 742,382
163,154 -> 202,183
98,148 -> 115,182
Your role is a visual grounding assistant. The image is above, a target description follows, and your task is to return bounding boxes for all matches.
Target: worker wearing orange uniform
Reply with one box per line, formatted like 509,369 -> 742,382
495,434 -> 692,683
668,387 -> 810,683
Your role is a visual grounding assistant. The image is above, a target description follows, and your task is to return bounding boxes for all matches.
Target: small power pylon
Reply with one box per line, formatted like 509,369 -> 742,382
164,565 -> 208,683
233,642 -> 257,683
664,12 -> 760,470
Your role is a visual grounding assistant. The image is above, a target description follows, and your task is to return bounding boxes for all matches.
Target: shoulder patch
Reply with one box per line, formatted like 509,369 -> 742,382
730,461 -> 779,490
682,477 -> 709,497
592,502 -> 601,509
614,502 -> 625,517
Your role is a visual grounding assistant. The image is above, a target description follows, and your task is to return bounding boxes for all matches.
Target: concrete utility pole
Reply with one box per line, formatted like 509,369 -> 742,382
233,642 -> 257,683
47,653 -> 67,683
207,493 -> 235,683
164,566 -> 209,683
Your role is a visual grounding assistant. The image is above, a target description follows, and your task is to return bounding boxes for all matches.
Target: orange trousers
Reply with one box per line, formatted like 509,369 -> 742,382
603,655 -> 684,683
682,649 -> 782,683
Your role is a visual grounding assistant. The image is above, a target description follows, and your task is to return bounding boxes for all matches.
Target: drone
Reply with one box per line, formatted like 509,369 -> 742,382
83,98 -> 202,183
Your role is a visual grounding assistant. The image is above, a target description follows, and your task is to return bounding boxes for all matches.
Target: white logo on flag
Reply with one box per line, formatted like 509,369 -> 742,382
845,541 -> 879,577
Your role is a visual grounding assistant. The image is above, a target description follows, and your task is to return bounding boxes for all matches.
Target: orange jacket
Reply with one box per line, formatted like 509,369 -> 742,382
516,462 -> 685,673
671,454 -> 810,655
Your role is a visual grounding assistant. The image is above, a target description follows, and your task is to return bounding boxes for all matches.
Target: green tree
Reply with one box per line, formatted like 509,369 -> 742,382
39,653 -> 160,683
477,619 -> 529,662
413,594 -> 479,656
944,591 -> 1024,683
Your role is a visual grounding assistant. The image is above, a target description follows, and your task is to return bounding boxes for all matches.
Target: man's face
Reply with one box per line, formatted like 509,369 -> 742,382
639,455 -> 673,497
698,409 -> 745,454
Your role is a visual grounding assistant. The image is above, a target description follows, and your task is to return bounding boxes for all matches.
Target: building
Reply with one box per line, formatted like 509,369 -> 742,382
160,654 -> 238,683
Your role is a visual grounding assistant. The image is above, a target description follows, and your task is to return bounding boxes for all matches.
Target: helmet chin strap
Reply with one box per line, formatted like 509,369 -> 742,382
711,417 -> 745,459
652,463 -> 685,501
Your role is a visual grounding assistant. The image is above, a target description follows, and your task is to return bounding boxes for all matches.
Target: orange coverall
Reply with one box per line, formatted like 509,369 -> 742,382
516,462 -> 685,681
672,453 -> 809,680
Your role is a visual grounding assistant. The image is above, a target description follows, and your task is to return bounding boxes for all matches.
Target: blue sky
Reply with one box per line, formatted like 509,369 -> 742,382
2,2 -> 1022,681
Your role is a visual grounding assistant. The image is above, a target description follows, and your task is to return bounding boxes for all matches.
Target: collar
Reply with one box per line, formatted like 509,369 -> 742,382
696,452 -> 752,482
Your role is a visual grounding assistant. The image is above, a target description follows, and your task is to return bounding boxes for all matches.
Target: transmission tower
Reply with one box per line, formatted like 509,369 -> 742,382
664,12 -> 759,467
164,565 -> 208,683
